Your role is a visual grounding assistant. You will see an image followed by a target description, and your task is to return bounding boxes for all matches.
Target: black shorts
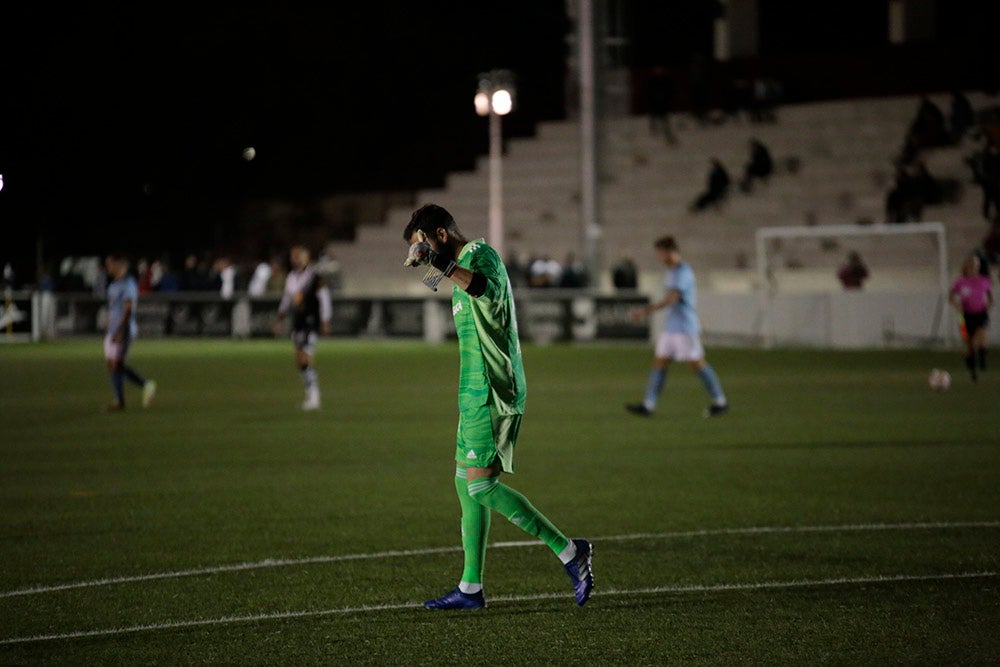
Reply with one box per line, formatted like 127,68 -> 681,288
964,311 -> 989,337
292,329 -> 318,354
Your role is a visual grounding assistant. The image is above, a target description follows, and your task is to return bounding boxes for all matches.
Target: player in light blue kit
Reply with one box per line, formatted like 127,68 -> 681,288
626,236 -> 728,417
104,254 -> 156,411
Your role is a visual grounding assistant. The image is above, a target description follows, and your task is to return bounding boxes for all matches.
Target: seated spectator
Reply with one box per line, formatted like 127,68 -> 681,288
247,256 -> 272,296
907,96 -> 950,150
612,256 -> 638,290
886,156 -> 940,223
529,255 -> 561,288
740,139 -> 774,193
136,258 -> 154,294
267,254 -> 287,294
211,256 -> 236,299
1,262 -> 15,289
156,259 -> 180,292
690,159 -> 731,212
180,254 -> 211,291
837,251 -> 869,290
559,253 -> 588,288
56,262 -> 87,292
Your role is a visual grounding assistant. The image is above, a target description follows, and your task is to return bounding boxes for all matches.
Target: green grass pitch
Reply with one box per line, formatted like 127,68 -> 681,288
1,338 -> 998,665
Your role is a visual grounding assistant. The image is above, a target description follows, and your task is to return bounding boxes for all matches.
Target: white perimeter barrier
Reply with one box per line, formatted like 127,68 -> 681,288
10,289 -> 951,349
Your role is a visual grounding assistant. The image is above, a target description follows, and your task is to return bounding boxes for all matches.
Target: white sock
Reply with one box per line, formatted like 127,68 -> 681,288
557,540 -> 578,565
301,366 -> 318,391
458,581 -> 482,594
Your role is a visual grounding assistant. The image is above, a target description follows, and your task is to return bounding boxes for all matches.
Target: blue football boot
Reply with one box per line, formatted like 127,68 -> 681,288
423,587 -> 486,610
563,539 -> 594,606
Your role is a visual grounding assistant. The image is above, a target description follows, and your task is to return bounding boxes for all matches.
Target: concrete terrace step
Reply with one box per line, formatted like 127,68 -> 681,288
331,92 -> 996,293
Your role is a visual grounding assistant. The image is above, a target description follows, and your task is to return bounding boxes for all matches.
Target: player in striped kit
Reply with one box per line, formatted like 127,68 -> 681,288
273,245 -> 333,410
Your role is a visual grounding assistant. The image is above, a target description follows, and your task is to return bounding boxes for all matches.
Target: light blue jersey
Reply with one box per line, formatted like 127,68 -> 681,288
107,275 -> 139,338
662,262 -> 700,334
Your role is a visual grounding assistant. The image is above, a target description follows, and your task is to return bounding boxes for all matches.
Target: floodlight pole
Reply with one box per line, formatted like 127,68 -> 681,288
476,70 -> 514,260
578,0 -> 601,285
488,110 -> 504,259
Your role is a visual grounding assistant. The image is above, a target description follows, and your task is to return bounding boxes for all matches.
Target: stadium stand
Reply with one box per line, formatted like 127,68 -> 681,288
329,92 -> 999,295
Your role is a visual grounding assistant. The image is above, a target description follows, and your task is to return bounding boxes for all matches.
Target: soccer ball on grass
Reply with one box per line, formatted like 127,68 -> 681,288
928,368 -> 951,391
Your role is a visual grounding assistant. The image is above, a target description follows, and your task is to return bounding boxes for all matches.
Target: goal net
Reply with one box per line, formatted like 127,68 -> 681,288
753,222 -> 952,348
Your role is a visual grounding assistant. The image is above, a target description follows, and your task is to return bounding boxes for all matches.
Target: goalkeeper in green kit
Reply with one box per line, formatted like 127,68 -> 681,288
403,204 -> 594,610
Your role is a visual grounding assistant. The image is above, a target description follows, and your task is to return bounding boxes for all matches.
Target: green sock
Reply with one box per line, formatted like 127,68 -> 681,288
455,467 -> 490,585
467,476 -> 570,556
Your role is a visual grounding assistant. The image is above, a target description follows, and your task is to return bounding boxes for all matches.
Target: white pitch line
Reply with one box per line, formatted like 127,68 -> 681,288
1,571 -> 996,646
0,546 -> 465,599
3,520 -> 998,599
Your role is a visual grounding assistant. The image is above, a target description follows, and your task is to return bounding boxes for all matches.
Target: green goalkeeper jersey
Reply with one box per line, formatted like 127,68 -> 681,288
452,239 -> 526,416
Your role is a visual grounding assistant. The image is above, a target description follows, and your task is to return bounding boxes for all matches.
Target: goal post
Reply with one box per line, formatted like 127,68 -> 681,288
755,222 -> 949,296
753,222 -> 951,348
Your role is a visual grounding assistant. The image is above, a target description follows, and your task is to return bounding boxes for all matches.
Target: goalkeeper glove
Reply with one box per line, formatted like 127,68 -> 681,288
403,230 -> 433,267
404,230 -> 457,291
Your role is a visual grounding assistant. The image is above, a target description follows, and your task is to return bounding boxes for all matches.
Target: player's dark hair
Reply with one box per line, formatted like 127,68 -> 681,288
654,236 -> 678,251
403,204 -> 459,241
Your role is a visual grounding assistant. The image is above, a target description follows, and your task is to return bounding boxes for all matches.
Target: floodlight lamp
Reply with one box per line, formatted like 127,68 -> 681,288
474,91 -> 491,116
491,89 -> 513,115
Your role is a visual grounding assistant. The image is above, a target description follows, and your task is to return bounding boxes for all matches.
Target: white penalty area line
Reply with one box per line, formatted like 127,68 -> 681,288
2,570 -> 997,646
3,520 -> 999,600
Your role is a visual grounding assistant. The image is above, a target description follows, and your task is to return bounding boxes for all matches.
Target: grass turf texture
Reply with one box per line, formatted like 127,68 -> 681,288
0,339 -> 998,665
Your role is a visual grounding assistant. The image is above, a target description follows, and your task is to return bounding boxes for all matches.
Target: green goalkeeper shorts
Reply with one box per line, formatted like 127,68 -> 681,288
455,404 -> 521,473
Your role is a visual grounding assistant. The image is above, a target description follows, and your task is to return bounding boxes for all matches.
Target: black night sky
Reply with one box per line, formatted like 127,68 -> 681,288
1,3 -> 570,272
2,1 -> 998,281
